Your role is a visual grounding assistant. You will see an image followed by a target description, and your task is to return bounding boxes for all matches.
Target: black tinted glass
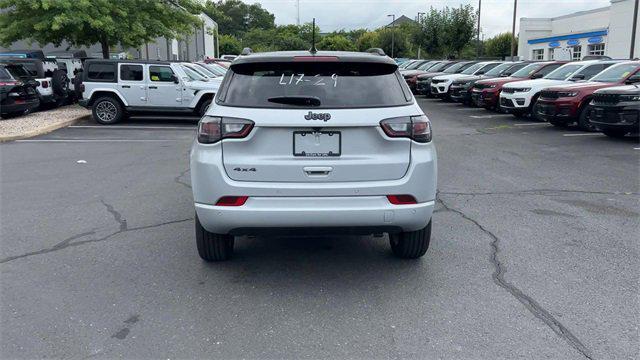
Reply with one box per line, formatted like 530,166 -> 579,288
87,63 -> 115,80
121,64 -> 143,81
221,62 -> 410,109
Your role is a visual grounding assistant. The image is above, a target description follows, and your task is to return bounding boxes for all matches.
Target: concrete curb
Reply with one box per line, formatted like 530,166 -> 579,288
0,115 -> 89,142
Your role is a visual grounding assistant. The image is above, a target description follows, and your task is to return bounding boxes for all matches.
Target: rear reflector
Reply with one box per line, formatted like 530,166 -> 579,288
387,195 -> 417,205
215,196 -> 248,206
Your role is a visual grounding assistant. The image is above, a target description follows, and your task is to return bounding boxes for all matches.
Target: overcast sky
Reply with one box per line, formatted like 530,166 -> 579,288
238,0 -> 611,37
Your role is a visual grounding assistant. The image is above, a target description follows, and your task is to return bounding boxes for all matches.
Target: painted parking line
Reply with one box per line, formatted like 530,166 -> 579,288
514,123 -> 551,126
470,114 -> 513,119
634,147 -> 640,150
69,126 -> 195,130
562,133 -> 604,137
456,108 -> 482,111
15,139 -> 182,143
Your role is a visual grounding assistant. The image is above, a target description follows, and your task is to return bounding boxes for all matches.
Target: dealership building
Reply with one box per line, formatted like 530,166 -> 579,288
518,0 -> 639,61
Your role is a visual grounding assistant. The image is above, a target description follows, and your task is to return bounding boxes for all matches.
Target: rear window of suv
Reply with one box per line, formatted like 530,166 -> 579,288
219,61 -> 411,109
87,63 -> 116,81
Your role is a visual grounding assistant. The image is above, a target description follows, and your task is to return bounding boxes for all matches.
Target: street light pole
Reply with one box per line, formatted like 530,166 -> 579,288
476,0 -> 482,59
631,0 -> 639,59
417,12 -> 425,59
387,14 -> 396,58
510,0 -> 518,59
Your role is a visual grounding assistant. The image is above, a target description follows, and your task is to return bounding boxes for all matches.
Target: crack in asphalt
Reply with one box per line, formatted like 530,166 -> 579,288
439,188 -> 638,197
438,197 -> 595,360
174,168 -> 191,189
100,199 -> 128,231
0,218 -> 193,265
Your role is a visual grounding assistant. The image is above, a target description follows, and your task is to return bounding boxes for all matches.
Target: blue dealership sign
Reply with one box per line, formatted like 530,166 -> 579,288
588,36 -> 603,44
567,39 -> 580,46
548,41 -> 560,48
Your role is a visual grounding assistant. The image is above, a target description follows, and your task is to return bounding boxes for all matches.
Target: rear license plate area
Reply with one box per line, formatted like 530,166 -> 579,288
293,131 -> 341,157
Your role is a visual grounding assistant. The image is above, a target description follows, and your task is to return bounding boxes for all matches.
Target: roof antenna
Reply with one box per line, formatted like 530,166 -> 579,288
310,18 -> 317,54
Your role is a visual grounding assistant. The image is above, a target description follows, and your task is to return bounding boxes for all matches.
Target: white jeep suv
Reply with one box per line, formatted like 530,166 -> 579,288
430,61 -> 502,98
190,51 -> 437,261
79,60 -> 221,124
500,60 -> 618,117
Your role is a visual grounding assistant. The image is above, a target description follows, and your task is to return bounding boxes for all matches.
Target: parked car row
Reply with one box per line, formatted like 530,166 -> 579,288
402,58 -> 640,138
0,49 -> 231,121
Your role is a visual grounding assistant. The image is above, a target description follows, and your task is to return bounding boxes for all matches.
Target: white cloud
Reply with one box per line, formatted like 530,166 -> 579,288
237,0 -> 612,37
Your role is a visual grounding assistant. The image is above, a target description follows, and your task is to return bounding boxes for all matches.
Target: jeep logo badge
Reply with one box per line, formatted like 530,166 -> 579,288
304,111 -> 331,122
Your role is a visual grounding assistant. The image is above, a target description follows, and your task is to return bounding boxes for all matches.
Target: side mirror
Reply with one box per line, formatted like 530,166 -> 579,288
502,72 -> 512,77
476,71 -> 485,75
570,74 -> 585,81
531,72 -> 543,79
172,75 -> 180,84
625,74 -> 640,84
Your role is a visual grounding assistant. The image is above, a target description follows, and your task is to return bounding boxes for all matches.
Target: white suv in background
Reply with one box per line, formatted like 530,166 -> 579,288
500,60 -> 618,117
190,50 -> 437,261
79,60 -> 221,124
430,61 -> 502,99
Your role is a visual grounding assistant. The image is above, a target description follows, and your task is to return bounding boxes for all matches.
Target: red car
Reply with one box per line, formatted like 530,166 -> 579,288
471,61 -> 567,110
536,61 -> 640,130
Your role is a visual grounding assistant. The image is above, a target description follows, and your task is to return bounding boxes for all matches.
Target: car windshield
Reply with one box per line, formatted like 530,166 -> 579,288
591,63 -> 639,83
399,61 -> 414,69
511,63 -> 543,78
461,63 -> 485,75
181,65 -> 207,81
189,64 -> 216,78
0,67 -> 11,79
544,64 -> 582,80
484,63 -> 512,76
201,63 -> 227,76
417,61 -> 436,70
444,62 -> 467,74
221,61 -> 409,109
5,64 -> 30,78
405,61 -> 425,70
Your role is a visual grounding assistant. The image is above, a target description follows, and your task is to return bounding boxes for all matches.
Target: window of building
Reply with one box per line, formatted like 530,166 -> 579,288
571,46 -> 582,60
149,66 -> 175,82
120,64 -> 143,81
588,43 -> 605,56
532,49 -> 544,60
549,48 -> 555,60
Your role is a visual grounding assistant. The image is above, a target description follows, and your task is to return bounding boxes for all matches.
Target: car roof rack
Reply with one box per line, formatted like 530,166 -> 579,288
240,47 -> 253,56
366,48 -> 386,56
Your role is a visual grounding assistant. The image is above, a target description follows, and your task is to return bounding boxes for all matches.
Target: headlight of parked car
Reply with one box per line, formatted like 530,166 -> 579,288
513,87 -> 531,92
558,91 -> 579,97
619,94 -> 640,101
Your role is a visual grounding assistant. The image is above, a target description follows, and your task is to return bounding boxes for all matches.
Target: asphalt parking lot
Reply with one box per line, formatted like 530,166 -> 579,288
1,99 -> 638,359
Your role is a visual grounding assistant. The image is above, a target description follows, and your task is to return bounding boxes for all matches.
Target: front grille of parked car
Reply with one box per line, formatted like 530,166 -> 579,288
540,90 -> 559,100
500,98 -> 515,107
592,93 -> 620,105
473,83 -> 491,90
431,79 -> 446,84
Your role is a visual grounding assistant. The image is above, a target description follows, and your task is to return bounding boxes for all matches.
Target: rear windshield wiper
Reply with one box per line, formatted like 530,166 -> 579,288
267,96 -> 321,106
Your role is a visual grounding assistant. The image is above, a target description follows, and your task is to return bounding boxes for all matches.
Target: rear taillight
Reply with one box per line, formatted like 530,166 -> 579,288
215,196 -> 248,206
387,195 -> 418,205
0,81 -> 18,86
41,80 -> 49,88
80,84 -> 85,93
380,115 -> 432,143
197,116 -> 254,144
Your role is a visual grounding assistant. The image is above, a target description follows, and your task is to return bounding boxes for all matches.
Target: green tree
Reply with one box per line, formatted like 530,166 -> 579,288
218,34 -> 242,55
0,0 -> 203,59
317,35 -> 357,51
445,5 -> 476,57
378,28 -> 410,58
204,0 -> 274,37
356,31 -> 380,52
485,32 -> 515,59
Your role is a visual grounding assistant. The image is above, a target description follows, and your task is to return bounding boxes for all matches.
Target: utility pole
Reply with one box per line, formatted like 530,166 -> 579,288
510,0 -> 518,59
387,14 -> 396,58
296,0 -> 300,26
631,0 -> 639,59
476,0 -> 482,59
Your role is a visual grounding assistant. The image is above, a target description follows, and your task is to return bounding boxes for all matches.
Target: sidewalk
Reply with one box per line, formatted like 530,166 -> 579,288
0,105 -> 90,142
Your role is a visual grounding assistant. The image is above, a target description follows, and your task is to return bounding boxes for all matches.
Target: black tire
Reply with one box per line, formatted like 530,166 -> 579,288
92,96 -> 123,124
602,129 -> 628,138
198,98 -> 212,116
195,214 -> 234,262
51,69 -> 69,97
389,221 -> 432,259
577,105 -> 597,132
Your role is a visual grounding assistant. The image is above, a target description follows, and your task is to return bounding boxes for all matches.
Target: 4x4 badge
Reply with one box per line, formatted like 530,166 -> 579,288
304,111 -> 331,122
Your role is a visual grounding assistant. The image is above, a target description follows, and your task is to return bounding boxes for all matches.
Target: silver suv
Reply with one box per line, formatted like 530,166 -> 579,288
190,51 -> 437,261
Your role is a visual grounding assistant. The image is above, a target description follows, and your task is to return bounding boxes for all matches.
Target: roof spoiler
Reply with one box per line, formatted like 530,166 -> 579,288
366,48 -> 386,56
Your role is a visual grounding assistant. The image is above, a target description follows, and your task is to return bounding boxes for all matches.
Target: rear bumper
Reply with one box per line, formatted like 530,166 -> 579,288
1,98 -> 40,114
196,196 -> 435,234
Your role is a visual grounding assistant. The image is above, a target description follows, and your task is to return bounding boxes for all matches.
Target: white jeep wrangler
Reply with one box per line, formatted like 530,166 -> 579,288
79,59 -> 221,124
0,54 -> 70,107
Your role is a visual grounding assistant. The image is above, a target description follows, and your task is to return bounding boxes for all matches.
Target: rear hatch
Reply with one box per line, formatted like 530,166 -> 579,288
215,58 -> 415,183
